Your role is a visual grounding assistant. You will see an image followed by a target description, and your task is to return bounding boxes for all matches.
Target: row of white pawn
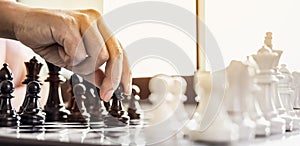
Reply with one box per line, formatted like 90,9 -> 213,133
188,32 -> 300,142
146,32 -> 300,143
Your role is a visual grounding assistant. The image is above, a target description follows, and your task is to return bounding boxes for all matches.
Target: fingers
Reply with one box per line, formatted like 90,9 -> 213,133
96,16 -> 132,101
82,69 -> 105,88
99,37 -> 124,102
71,22 -> 108,75
120,44 -> 132,95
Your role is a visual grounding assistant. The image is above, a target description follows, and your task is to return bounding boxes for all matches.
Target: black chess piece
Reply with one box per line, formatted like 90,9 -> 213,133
104,85 -> 129,126
127,86 -> 142,120
44,62 -> 70,122
0,80 -> 20,127
66,74 -> 83,111
68,83 -> 90,123
19,57 -> 43,114
83,81 -> 107,122
0,63 -> 13,82
20,81 -> 45,125
22,56 -> 43,84
103,101 -> 110,112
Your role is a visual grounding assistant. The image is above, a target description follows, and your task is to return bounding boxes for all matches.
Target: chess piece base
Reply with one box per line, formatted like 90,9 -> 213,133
270,117 -> 286,134
254,117 -> 271,137
0,116 -> 20,127
44,105 -> 70,122
20,110 -> 45,125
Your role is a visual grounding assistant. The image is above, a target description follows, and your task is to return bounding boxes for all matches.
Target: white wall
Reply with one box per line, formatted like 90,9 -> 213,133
18,0 -> 103,12
205,0 -> 300,72
103,0 -> 197,77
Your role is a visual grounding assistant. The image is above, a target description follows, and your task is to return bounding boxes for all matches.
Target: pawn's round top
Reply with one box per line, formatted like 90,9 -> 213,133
27,81 -> 41,94
132,85 -> 140,95
70,74 -> 83,85
0,80 -> 14,94
74,84 -> 86,96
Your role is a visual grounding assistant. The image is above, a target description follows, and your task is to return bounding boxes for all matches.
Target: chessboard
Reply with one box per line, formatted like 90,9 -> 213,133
3,32 -> 300,146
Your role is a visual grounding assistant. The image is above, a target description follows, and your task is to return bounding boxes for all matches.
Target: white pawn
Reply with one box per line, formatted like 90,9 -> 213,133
225,60 -> 256,140
188,70 -> 239,142
148,74 -> 174,125
279,64 -> 300,129
148,74 -> 188,131
169,76 -> 189,124
292,72 -> 300,116
252,46 -> 286,134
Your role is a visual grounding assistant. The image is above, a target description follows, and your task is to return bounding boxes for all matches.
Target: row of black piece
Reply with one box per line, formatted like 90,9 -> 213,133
0,57 -> 142,127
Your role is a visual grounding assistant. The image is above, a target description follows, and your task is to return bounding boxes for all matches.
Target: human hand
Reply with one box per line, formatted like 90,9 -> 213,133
14,8 -> 132,101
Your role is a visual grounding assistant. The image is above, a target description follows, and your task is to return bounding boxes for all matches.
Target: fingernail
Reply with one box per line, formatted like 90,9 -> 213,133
103,90 -> 114,102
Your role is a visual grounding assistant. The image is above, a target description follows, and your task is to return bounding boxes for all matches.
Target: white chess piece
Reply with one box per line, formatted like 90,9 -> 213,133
188,70 -> 239,142
148,74 -> 188,131
148,74 -> 174,125
292,72 -> 300,117
252,46 -> 286,134
169,76 -> 189,123
264,32 -> 293,131
225,60 -> 256,140
244,56 -> 271,137
279,64 -> 300,129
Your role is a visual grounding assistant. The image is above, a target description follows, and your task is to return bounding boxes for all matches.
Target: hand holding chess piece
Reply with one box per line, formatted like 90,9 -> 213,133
0,1 -> 132,102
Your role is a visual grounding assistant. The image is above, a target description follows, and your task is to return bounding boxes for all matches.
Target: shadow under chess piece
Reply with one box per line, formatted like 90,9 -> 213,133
19,57 -> 43,114
44,62 -> 70,122
0,80 -> 20,127
20,81 -> 45,125
68,83 -> 90,123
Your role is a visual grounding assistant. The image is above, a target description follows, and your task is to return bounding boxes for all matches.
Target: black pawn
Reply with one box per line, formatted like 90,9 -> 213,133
83,81 -> 107,122
0,80 -> 20,127
44,62 -> 70,122
19,57 -> 43,114
128,86 -> 142,120
66,74 -> 83,111
20,81 -> 45,125
0,63 -> 13,82
106,85 -> 129,125
69,83 -> 90,122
